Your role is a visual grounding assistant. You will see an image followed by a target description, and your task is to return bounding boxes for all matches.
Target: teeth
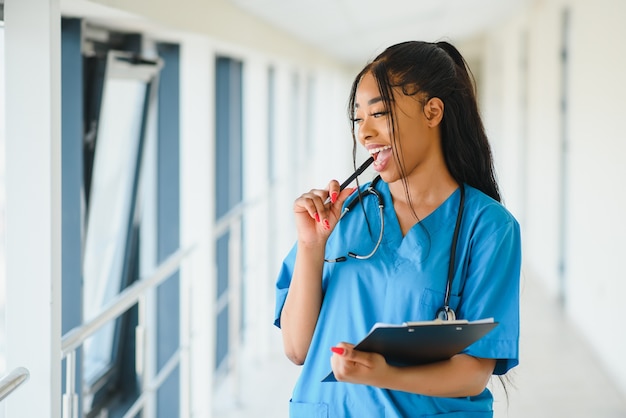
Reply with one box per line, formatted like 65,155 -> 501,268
369,145 -> 391,155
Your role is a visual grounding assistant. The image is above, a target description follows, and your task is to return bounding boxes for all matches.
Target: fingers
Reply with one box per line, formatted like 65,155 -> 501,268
330,342 -> 353,357
330,343 -> 369,366
327,180 -> 358,208
335,186 -> 358,207
294,180 -> 346,228
293,180 -> 359,238
326,180 -> 340,205
294,188 -> 333,230
330,342 -> 378,383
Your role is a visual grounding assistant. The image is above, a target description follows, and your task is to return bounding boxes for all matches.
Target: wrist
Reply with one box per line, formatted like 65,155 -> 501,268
297,239 -> 327,251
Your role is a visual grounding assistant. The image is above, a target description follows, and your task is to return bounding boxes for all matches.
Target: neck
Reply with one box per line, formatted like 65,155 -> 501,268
388,169 -> 458,210
388,171 -> 458,236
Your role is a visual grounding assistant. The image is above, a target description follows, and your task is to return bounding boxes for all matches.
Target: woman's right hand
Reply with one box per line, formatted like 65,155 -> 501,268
293,180 -> 356,246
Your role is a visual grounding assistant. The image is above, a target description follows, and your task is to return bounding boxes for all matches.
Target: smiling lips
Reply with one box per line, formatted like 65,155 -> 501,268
369,145 -> 392,171
369,145 -> 391,158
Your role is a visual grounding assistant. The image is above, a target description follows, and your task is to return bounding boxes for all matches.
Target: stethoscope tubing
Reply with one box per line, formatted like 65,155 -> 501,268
324,177 -> 466,321
326,177 -> 384,263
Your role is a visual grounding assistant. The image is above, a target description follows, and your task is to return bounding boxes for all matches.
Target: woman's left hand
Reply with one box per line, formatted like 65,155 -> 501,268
330,342 -> 497,397
329,342 -> 390,386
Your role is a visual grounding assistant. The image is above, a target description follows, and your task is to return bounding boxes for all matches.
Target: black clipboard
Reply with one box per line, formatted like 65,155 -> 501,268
322,318 -> 498,382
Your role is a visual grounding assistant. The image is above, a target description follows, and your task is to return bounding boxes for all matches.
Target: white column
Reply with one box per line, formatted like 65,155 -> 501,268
241,56 -> 271,358
4,0 -> 62,417
179,35 -> 216,418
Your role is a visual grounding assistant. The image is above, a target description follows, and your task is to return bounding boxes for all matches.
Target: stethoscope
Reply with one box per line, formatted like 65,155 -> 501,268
324,176 -> 465,321
324,176 -> 385,264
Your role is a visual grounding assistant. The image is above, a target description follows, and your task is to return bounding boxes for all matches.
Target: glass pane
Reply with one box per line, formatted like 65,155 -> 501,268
82,75 -> 147,384
215,306 -> 229,372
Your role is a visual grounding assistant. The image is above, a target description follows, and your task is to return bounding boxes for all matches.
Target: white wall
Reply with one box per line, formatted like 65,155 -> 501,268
179,34 -> 217,417
565,0 -> 626,394
480,0 -> 626,396
3,0 -> 63,416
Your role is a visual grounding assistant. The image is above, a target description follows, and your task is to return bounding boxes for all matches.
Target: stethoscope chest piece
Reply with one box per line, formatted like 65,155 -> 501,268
435,306 -> 457,321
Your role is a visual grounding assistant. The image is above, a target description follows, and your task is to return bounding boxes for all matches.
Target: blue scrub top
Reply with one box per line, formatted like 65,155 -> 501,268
274,180 -> 521,418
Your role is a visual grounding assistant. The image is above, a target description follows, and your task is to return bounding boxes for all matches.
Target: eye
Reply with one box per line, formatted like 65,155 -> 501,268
371,110 -> 389,118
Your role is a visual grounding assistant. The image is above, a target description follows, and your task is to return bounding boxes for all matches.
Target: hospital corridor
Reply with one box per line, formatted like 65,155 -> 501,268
1,0 -> 626,417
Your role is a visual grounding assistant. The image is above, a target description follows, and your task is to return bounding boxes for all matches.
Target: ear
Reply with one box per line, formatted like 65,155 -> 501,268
424,97 -> 444,127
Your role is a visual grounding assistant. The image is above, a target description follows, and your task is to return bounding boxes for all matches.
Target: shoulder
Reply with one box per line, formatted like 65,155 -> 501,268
464,185 -> 518,225
463,185 -> 520,243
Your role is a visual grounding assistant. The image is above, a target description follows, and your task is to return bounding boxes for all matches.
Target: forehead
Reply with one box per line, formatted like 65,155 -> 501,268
355,72 -> 382,107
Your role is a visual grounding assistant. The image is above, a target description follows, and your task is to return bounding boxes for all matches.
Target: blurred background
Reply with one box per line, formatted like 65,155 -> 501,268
1,0 -> 625,416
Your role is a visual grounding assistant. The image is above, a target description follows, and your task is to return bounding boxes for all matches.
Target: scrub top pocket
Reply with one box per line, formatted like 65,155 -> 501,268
420,287 -> 461,317
289,398 -> 389,418
289,400 -> 328,418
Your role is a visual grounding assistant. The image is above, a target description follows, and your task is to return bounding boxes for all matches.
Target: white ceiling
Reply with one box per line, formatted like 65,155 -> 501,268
230,0 -> 528,65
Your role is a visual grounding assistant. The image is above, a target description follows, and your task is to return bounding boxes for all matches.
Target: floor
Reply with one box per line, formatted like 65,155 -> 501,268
215,276 -> 626,418
2,274 -> 625,417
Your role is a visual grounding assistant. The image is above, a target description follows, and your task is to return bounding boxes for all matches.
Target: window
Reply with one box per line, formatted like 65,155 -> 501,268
80,47 -> 161,411
214,56 -> 243,375
83,58 -> 151,383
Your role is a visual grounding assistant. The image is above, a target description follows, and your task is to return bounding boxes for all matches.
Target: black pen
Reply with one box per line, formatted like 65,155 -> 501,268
324,156 -> 375,204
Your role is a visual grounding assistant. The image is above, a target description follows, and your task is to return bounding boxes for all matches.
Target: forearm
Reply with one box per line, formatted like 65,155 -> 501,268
332,345 -> 496,398
280,243 -> 326,365
381,355 -> 496,397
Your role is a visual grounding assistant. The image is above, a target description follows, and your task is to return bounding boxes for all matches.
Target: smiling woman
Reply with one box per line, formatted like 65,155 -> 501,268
275,40 -> 521,418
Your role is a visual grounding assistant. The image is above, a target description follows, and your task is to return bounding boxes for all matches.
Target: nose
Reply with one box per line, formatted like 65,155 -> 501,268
356,116 -> 375,143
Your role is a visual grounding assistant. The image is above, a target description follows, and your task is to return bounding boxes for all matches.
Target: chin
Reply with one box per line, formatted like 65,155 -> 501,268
377,172 -> 398,184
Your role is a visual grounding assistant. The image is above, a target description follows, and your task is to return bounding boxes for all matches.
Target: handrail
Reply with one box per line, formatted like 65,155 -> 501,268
121,349 -> 181,418
0,367 -> 30,402
214,194 -> 262,237
61,247 -> 192,357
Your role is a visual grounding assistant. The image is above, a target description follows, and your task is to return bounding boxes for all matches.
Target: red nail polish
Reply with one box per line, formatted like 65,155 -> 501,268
314,213 -> 320,223
323,219 -> 330,230
331,192 -> 338,204
331,347 -> 345,355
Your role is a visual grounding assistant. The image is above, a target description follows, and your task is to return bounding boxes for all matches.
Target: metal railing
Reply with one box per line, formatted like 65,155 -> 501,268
0,367 -> 30,402
60,247 -> 192,418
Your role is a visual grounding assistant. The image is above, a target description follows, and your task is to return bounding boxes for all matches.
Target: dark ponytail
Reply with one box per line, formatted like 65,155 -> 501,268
434,41 -> 501,202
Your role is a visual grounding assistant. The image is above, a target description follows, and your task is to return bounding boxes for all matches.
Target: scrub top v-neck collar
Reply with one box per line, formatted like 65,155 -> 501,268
375,180 -> 465,264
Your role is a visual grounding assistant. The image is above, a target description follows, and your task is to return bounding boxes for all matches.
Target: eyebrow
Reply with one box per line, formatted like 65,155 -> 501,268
354,96 -> 383,108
